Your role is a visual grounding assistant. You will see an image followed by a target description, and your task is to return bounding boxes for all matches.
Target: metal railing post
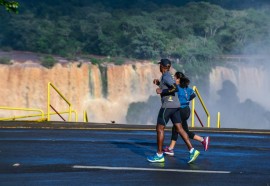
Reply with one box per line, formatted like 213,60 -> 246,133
191,97 -> 195,127
47,82 -> 51,121
217,112 -> 221,128
83,110 -> 88,122
192,86 -> 211,128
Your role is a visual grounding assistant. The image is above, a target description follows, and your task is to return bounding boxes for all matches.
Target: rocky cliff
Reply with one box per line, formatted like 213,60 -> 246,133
0,61 -> 160,123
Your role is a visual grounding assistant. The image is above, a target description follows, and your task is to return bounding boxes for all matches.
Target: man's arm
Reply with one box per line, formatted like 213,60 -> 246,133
160,73 -> 178,96
161,83 -> 178,96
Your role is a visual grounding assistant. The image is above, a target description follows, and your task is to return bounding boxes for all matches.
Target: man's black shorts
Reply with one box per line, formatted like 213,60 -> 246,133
157,108 -> 181,125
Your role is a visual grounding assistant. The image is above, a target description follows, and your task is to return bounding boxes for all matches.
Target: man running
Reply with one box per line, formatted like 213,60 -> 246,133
147,59 -> 200,163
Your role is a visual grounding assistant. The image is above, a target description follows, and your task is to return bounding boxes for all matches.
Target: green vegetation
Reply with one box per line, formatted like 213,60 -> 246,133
89,57 -> 103,66
0,1 -> 269,77
0,0 -> 19,13
114,57 -> 125,66
0,56 -> 11,65
40,55 -> 57,69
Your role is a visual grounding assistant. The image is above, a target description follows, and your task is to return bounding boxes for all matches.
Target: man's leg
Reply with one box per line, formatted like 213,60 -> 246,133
147,108 -> 167,163
156,124 -> 165,154
147,124 -> 165,163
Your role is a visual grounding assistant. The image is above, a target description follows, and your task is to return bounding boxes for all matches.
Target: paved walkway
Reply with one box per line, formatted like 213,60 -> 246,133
0,121 -> 269,186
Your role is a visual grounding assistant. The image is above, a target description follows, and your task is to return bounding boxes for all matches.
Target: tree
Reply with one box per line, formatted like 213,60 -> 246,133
0,0 -> 19,13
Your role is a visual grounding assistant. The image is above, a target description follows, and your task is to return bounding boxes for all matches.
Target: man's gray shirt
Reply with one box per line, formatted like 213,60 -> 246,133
159,71 -> 180,108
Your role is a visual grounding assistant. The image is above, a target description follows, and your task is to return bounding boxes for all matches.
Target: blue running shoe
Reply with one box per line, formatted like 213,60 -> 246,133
147,153 -> 165,163
188,149 -> 200,164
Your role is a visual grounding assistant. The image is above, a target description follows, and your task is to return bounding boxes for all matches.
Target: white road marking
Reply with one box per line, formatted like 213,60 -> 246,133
72,165 -> 230,174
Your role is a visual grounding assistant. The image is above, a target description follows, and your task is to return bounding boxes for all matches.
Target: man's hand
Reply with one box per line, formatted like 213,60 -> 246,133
153,79 -> 160,85
156,88 -> 162,94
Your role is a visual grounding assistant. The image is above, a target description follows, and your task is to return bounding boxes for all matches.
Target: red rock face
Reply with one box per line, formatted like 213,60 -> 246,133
0,61 -> 161,123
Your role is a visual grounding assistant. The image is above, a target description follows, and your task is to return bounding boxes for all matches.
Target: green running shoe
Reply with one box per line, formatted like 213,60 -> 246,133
188,149 -> 200,163
147,153 -> 165,163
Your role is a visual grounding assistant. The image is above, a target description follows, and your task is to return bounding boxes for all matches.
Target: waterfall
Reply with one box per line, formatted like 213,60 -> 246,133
84,63 -> 160,123
209,62 -> 270,129
2,56 -> 269,129
209,64 -> 270,110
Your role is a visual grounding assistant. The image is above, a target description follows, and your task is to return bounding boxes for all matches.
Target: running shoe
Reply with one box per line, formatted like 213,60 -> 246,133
202,136 -> 210,151
147,153 -> 165,163
188,149 -> 200,164
163,146 -> 174,156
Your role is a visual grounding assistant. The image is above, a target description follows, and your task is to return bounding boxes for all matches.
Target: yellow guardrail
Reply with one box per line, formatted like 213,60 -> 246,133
0,106 -> 45,121
47,82 -> 73,121
191,86 -> 221,128
191,86 -> 211,128
73,110 -> 78,122
217,112 -> 221,128
83,110 -> 88,122
0,83 -> 79,122
0,108 -> 78,122
45,110 -> 78,122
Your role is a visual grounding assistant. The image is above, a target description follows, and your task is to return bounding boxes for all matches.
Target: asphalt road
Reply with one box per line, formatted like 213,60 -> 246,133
0,122 -> 269,186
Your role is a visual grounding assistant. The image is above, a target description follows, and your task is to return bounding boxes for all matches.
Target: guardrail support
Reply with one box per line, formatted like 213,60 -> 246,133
191,86 -> 211,128
83,110 -> 88,122
217,112 -> 221,128
48,82 -> 73,122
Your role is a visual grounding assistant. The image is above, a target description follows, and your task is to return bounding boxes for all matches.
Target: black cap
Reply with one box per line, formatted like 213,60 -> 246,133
158,58 -> 171,67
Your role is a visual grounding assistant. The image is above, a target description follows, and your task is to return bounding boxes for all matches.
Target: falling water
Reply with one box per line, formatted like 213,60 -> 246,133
208,60 -> 270,129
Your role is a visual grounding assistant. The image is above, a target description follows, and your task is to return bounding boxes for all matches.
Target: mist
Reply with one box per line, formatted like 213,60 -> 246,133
126,59 -> 270,130
125,0 -> 270,130
205,54 -> 270,129
208,64 -> 270,129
